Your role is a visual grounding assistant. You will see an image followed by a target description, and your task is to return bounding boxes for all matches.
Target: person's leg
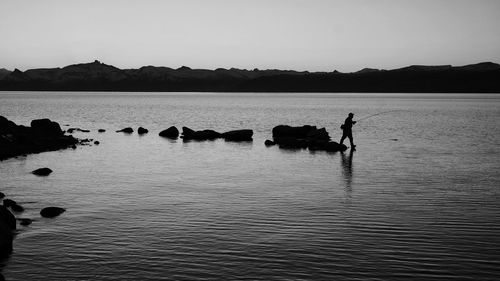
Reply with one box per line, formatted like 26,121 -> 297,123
340,133 -> 347,145
348,132 -> 355,147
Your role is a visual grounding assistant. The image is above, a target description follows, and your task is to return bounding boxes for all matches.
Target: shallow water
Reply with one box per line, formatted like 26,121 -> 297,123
1,92 -> 499,280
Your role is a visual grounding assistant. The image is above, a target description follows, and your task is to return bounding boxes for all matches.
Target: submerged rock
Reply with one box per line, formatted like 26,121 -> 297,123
222,129 -> 253,141
94,141 -> 100,145
264,140 -> 275,146
138,127 -> 149,135
18,218 -> 33,226
40,207 -> 66,218
116,127 -> 133,133
159,126 -> 179,139
32,167 -> 53,176
67,128 -> 90,133
98,129 -> 106,133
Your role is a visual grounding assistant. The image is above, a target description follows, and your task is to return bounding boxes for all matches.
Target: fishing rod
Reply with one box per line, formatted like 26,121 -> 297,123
356,110 -> 410,123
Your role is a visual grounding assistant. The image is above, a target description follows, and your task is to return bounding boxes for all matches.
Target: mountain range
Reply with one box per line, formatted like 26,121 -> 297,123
0,61 -> 499,92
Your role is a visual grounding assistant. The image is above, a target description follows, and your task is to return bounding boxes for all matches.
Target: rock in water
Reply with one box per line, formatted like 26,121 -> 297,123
264,140 -> 275,146
10,203 -> 24,213
98,129 -> 106,133
0,206 -> 16,256
222,130 -> 253,141
0,206 -> 16,230
0,222 -> 13,258
181,127 -> 221,141
116,127 -> 133,133
181,127 -> 195,138
30,118 -> 63,136
32,167 -> 53,176
2,199 -> 16,208
0,116 -> 79,161
18,218 -> 33,226
0,192 -> 4,199
159,126 -> 179,139
270,124 -> 346,152
138,127 -> 149,135
40,207 -> 66,218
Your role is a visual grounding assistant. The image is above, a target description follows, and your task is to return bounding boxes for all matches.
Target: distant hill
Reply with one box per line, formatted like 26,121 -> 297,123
0,68 -> 11,80
0,60 -> 499,93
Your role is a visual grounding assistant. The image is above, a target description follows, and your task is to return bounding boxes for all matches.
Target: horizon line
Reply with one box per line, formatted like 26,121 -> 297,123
2,60 -> 500,74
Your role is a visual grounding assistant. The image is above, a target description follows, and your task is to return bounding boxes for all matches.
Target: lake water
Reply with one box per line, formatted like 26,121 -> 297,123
1,92 -> 499,280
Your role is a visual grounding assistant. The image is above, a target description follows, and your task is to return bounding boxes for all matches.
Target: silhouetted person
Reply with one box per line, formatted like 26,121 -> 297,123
340,112 -> 356,149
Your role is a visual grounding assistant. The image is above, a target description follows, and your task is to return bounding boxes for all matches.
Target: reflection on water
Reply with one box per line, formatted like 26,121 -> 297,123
340,149 -> 354,190
1,92 -> 500,280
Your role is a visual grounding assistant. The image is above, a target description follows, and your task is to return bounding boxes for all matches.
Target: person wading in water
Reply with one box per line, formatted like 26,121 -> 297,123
340,112 -> 356,149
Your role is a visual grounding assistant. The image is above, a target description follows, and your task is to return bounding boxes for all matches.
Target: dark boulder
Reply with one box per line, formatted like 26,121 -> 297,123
272,125 -> 330,140
264,140 -> 275,146
306,127 -> 330,140
0,116 -> 17,134
94,141 -> 100,145
159,126 -> 179,139
138,127 -> 149,135
98,129 -> 106,133
10,203 -> 24,213
271,125 -> 343,152
3,199 -> 17,208
194,130 -> 221,140
40,207 -> 65,218
181,127 -> 195,138
0,206 -> 16,230
0,222 -> 13,258
67,128 -> 90,133
275,137 -> 309,149
30,118 -> 63,136
116,127 -> 133,133
308,140 -> 348,152
32,167 -> 53,176
272,125 -> 316,139
182,127 -> 221,141
18,218 -> 33,226
324,141 -> 348,152
222,130 -> 253,141
0,116 -> 79,161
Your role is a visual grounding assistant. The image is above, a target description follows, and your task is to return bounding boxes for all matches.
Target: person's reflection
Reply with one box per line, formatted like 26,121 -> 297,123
340,148 -> 354,190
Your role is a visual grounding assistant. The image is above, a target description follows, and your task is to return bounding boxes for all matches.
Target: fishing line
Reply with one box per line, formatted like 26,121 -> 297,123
356,110 -> 412,123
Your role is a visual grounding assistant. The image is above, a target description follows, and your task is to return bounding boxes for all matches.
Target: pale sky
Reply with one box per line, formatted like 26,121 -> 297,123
1,0 -> 499,72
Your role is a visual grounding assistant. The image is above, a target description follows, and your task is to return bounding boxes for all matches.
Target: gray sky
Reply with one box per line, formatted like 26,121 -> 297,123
1,0 -> 499,72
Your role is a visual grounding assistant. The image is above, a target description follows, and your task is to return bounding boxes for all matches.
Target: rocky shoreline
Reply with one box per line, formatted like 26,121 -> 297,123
0,116 -> 349,279
0,116 -> 80,161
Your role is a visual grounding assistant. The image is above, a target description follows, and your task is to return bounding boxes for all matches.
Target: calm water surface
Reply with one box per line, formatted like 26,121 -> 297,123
0,92 -> 499,280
